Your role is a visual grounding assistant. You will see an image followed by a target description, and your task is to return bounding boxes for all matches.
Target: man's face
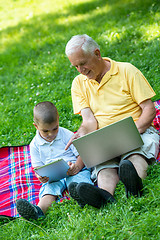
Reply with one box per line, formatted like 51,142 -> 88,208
68,48 -> 102,80
34,119 -> 59,142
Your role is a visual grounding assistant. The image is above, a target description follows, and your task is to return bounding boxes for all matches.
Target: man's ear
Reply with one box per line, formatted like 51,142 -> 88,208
94,48 -> 101,58
33,122 -> 38,130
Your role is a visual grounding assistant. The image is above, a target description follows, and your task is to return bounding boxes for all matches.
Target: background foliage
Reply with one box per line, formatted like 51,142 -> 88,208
0,0 -> 159,147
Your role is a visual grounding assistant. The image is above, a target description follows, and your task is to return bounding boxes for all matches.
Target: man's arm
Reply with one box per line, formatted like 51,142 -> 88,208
135,99 -> 156,134
77,107 -> 98,136
65,107 -> 98,150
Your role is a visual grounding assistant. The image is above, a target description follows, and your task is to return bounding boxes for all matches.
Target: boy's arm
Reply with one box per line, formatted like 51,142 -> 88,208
67,155 -> 85,176
30,141 -> 49,183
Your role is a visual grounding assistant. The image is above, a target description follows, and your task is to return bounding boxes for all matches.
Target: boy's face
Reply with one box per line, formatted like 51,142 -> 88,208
34,119 -> 59,142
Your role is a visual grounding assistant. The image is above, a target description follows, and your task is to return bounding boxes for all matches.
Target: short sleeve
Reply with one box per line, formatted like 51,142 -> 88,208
71,76 -> 90,115
127,65 -> 155,104
30,140 -> 43,168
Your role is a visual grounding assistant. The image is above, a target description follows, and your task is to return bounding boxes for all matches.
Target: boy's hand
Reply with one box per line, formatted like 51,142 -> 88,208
35,172 -> 49,183
39,176 -> 49,183
67,161 -> 81,176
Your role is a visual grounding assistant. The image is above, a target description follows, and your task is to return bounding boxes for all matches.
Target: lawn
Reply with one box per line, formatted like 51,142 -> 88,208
0,0 -> 160,239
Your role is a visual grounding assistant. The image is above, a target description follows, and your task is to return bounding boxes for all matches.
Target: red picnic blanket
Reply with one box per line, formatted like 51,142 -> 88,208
0,145 -> 70,218
0,100 -> 160,218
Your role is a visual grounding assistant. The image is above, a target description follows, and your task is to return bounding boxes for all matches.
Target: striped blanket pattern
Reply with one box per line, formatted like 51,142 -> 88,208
0,100 -> 160,218
0,145 -> 70,218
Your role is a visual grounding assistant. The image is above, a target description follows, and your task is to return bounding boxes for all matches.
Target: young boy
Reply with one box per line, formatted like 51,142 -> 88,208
16,101 -> 93,220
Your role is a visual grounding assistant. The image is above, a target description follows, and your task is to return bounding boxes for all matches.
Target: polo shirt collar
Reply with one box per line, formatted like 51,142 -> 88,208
99,58 -> 118,86
35,129 -> 61,145
103,58 -> 118,76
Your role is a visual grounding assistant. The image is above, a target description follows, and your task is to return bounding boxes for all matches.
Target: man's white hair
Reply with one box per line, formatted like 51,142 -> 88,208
65,34 -> 100,56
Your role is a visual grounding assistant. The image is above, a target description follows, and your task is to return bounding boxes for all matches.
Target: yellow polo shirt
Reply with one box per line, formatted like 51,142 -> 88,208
71,58 -> 156,129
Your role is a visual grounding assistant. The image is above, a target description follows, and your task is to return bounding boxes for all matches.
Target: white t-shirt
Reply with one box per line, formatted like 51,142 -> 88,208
30,127 -> 79,168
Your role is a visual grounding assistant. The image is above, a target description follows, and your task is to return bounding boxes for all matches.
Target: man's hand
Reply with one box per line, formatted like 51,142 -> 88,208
67,161 -> 81,175
65,132 -> 81,150
65,107 -> 98,150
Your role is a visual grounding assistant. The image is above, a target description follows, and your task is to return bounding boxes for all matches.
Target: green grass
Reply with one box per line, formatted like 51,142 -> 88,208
0,0 -> 160,239
1,164 -> 160,240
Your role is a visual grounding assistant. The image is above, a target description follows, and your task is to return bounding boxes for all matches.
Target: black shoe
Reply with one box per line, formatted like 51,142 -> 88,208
68,182 -> 86,208
77,183 -> 116,209
16,199 -> 45,220
119,159 -> 143,198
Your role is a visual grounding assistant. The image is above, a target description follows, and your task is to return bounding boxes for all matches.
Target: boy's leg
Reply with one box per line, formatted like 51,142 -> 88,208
16,199 -> 45,220
17,180 -> 66,220
66,168 -> 93,186
16,194 -> 57,220
38,194 -> 57,214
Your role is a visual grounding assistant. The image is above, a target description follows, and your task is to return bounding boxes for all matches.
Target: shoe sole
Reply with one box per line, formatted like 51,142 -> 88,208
119,160 -> 143,197
77,183 -> 114,209
68,182 -> 86,207
16,199 -> 38,220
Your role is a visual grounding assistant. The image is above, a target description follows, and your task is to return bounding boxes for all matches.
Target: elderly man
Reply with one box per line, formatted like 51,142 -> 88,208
65,34 -> 159,208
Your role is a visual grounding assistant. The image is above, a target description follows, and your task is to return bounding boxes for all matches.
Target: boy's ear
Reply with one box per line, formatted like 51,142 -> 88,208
33,122 -> 38,130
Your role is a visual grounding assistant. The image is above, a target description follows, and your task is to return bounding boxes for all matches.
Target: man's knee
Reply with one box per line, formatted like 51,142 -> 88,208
127,154 -> 148,179
98,168 -> 119,182
97,168 -> 119,195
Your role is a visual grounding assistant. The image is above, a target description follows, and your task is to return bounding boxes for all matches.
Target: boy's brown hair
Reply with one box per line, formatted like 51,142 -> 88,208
33,101 -> 58,125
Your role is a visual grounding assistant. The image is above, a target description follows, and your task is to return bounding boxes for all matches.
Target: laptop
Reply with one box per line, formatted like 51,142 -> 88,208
33,158 -> 70,183
72,116 -> 143,168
